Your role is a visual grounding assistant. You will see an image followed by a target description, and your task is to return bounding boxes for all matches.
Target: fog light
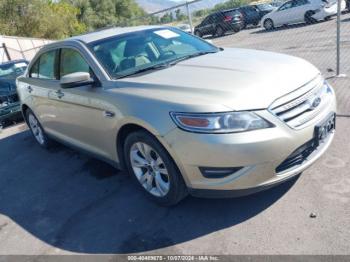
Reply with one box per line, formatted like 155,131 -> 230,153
199,166 -> 244,179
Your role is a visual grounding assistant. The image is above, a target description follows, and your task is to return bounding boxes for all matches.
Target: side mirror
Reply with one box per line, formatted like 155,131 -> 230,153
60,72 -> 94,89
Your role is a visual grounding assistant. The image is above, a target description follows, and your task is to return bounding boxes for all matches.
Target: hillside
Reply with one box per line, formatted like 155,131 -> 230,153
136,0 -> 226,13
135,0 -> 176,13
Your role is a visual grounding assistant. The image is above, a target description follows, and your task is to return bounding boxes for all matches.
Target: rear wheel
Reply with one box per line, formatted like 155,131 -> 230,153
124,130 -> 188,206
305,11 -> 317,24
263,19 -> 274,30
233,25 -> 241,33
26,109 -> 52,148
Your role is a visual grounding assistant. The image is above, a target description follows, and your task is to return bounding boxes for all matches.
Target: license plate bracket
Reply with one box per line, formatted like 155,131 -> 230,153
314,113 -> 336,146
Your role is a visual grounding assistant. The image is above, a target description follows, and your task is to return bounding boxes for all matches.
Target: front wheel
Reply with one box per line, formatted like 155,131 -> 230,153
124,130 -> 188,206
263,19 -> 274,30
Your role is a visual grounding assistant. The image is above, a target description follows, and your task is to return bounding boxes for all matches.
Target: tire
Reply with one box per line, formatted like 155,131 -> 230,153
305,11 -> 317,24
26,108 -> 52,148
194,30 -> 202,38
233,26 -> 241,33
263,19 -> 274,30
324,16 -> 331,21
124,130 -> 188,206
214,26 -> 225,37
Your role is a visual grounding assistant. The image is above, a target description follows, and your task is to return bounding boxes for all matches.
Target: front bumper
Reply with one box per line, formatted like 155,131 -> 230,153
163,88 -> 336,197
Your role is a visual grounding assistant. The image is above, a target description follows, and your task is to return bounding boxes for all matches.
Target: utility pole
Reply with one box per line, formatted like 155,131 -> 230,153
186,1 -> 194,34
336,0 -> 346,77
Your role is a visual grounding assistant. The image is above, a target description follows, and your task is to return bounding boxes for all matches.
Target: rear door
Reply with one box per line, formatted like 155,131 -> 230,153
20,49 -> 60,131
243,6 -> 260,24
201,15 -> 215,35
273,1 -> 295,25
292,0 -> 312,23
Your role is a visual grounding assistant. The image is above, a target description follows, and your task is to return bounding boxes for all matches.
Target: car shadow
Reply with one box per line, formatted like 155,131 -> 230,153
0,131 -> 298,254
203,30 -> 241,40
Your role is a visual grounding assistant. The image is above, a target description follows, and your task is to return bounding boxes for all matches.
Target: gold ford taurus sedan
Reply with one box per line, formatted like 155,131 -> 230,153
17,26 -> 336,205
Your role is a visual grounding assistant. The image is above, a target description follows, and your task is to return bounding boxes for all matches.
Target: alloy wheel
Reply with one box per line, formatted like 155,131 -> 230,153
264,19 -> 274,30
129,142 -> 170,197
28,113 -> 45,145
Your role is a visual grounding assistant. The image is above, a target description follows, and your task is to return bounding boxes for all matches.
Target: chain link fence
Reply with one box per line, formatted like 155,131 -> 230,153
0,35 -> 53,63
131,0 -> 349,82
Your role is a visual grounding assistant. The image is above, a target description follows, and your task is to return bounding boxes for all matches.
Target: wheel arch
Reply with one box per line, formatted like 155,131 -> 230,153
21,104 -> 30,124
115,122 -> 190,186
115,120 -> 172,169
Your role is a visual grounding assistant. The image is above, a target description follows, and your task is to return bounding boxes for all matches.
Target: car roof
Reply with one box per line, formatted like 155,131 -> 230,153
68,25 -> 165,44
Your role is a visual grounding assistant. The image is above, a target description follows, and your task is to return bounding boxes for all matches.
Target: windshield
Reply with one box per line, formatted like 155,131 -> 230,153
257,4 -> 275,11
0,61 -> 28,78
89,28 -> 219,79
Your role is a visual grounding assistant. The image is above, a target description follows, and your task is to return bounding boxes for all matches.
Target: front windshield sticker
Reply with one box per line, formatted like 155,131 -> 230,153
154,29 -> 180,39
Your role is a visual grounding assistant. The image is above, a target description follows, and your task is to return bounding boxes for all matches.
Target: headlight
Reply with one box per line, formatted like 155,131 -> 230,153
170,111 -> 274,133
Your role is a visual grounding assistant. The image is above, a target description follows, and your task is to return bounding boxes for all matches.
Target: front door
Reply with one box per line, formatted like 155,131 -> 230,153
47,48 -> 115,159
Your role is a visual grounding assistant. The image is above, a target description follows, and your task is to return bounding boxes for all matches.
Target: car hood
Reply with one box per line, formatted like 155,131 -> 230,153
115,48 -> 320,111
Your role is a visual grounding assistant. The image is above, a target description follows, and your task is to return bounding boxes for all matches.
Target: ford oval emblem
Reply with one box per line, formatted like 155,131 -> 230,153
311,97 -> 321,109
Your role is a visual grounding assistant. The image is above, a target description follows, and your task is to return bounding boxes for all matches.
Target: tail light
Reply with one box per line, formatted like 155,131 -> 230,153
224,15 -> 233,22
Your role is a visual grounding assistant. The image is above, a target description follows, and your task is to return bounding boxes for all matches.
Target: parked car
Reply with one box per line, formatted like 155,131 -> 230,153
17,26 -> 336,206
238,4 -> 275,28
261,0 -> 346,30
177,24 -> 192,34
0,59 -> 28,128
194,9 -> 243,37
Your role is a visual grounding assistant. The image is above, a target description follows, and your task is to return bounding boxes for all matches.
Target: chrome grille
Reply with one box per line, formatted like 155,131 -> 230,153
269,76 -> 333,129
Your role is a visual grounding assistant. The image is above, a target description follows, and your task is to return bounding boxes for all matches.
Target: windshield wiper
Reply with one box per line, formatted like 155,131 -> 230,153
116,50 -> 219,79
116,63 -> 170,79
168,50 -> 219,66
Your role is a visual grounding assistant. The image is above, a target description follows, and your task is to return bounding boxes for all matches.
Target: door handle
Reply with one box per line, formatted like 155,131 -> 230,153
27,86 -> 33,93
103,111 -> 115,118
55,90 -> 64,99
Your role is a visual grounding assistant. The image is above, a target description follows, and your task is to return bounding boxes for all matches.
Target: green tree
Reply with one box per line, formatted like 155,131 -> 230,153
160,12 -> 174,24
175,9 -> 186,21
213,0 -> 250,12
0,0 -> 86,39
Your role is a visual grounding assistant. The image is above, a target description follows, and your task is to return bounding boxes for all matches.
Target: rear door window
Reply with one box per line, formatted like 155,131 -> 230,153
29,59 -> 40,78
29,50 -> 57,79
